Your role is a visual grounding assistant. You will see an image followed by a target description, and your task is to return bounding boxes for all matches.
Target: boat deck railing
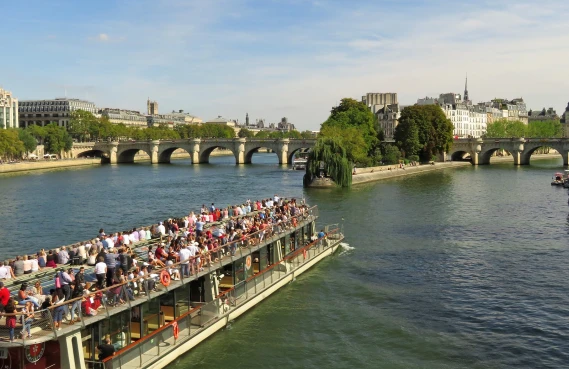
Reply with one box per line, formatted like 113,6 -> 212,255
1,204 -> 294,294
0,206 -> 321,346
102,226 -> 343,369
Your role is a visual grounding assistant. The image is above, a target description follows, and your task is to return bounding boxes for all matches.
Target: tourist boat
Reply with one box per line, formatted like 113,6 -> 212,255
0,205 -> 344,369
551,172 -> 564,186
292,152 -> 309,170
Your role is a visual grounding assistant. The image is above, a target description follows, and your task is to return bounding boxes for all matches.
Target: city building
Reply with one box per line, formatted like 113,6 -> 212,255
489,98 -> 528,124
147,98 -> 159,115
0,88 -> 18,129
206,116 -> 237,127
375,103 -> 401,139
99,108 -> 148,128
18,98 -> 97,128
528,107 -> 560,122
147,110 -> 202,128
561,102 -> 569,137
362,93 -> 398,114
416,78 -> 487,138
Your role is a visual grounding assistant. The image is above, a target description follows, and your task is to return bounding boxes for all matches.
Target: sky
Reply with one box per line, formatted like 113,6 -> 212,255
2,0 -> 569,131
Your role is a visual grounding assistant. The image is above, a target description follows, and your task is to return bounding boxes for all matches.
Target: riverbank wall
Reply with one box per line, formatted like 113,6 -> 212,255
0,158 -> 101,174
308,153 -> 561,187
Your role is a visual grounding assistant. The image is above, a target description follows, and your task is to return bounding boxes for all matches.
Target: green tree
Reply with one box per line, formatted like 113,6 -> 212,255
27,124 -> 46,144
0,129 -> 24,160
382,144 -> 401,165
44,123 -> 73,155
394,105 -> 453,162
18,129 -> 37,154
69,110 -> 98,142
526,120 -> 562,138
238,128 -> 255,138
304,137 -> 352,187
484,119 -> 528,138
300,130 -> 315,139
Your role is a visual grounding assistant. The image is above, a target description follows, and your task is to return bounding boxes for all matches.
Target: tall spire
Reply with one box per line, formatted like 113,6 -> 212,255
464,73 -> 469,102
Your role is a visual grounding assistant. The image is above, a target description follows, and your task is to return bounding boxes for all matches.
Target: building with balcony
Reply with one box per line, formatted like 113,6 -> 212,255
0,88 -> 18,129
100,108 -> 148,128
375,103 -> 401,139
18,98 -> 97,129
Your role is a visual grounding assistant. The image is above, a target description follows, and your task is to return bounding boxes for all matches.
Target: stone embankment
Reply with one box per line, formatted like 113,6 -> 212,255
0,158 -> 101,174
308,153 -> 560,187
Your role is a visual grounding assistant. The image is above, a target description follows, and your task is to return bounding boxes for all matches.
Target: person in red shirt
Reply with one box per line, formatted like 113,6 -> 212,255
0,282 -> 10,312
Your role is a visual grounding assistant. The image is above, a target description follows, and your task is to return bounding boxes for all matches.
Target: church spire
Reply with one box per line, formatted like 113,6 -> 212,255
464,73 -> 469,102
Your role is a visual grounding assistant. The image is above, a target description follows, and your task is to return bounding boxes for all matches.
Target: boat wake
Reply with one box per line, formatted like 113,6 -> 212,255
338,242 -> 354,256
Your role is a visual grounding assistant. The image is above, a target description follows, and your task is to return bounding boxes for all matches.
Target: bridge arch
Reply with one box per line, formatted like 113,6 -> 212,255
520,144 -> 567,165
244,146 -> 279,164
479,147 -> 513,165
450,151 -> 471,162
117,148 -> 152,164
287,147 -> 311,165
76,149 -> 111,164
199,145 -> 237,164
158,147 -> 193,164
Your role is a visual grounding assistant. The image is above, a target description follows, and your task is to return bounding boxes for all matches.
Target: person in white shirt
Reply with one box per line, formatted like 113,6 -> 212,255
30,257 -> 39,273
94,257 -> 107,289
0,262 -> 13,279
178,245 -> 191,277
122,233 -> 130,246
187,242 -> 200,275
138,229 -> 146,241
106,236 -> 114,250
158,222 -> 166,236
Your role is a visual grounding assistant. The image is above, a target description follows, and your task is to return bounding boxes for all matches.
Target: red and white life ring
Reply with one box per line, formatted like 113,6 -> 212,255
160,270 -> 171,287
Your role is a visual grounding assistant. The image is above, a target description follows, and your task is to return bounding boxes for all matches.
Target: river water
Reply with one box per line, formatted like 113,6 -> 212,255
1,154 -> 568,369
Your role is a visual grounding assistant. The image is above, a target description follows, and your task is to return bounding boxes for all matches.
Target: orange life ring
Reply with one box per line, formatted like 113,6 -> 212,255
172,321 -> 179,339
245,255 -> 252,270
303,249 -> 308,259
160,270 -> 171,287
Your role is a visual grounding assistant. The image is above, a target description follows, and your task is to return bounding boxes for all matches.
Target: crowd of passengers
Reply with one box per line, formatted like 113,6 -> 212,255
0,196 -> 312,342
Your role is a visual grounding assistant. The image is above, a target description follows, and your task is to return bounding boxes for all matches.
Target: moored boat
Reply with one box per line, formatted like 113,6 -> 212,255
292,152 -> 309,170
551,172 -> 564,186
0,203 -> 343,369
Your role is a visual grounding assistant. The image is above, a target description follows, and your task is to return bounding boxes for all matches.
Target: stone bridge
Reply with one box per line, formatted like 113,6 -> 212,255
71,138 -> 316,165
449,138 -> 569,165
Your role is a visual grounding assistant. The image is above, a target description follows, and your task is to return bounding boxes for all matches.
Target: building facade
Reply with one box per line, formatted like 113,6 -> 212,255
100,108 -> 148,128
147,110 -> 202,128
440,103 -> 487,138
375,103 -> 401,139
0,88 -> 18,129
147,99 -> 159,115
362,93 -> 398,114
18,98 -> 97,128
528,107 -> 559,122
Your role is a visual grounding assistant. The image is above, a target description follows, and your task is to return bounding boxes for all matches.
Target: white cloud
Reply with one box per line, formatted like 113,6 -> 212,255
10,0 -> 569,131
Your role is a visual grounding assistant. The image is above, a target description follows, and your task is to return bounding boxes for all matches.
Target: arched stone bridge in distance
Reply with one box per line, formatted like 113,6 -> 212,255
71,138 -> 316,165
449,138 -> 569,165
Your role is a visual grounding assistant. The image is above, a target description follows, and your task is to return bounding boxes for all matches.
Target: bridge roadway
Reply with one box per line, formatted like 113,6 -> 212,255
450,138 -> 569,165
70,138 -> 316,165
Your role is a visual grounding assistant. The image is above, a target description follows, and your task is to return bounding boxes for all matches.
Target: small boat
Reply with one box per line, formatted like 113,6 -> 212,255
292,152 -> 309,170
552,172 -> 564,186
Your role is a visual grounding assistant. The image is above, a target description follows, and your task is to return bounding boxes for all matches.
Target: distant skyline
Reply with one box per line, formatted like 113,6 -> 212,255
2,0 -> 568,130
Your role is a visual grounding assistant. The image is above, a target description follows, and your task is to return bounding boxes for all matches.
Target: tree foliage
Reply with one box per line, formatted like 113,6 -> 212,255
238,128 -> 254,138
18,129 -> 37,153
43,123 -> 73,154
0,129 -> 25,160
394,105 -> 454,162
485,119 -> 562,138
304,137 -> 352,187
319,98 -> 380,167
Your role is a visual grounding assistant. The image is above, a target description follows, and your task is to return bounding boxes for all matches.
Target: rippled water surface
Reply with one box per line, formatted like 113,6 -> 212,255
1,154 -> 568,369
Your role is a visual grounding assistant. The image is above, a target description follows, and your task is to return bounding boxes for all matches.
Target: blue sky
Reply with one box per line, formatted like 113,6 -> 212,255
2,0 -> 568,130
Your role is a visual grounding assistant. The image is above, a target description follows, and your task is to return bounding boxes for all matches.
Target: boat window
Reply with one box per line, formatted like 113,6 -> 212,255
142,297 -> 164,335
283,234 -> 291,255
100,309 -> 131,351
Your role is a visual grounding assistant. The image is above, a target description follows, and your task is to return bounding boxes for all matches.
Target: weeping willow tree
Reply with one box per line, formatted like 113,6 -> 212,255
304,137 -> 352,187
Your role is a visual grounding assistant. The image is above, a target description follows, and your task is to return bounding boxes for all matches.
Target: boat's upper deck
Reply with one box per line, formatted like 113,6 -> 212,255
0,205 -> 325,347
